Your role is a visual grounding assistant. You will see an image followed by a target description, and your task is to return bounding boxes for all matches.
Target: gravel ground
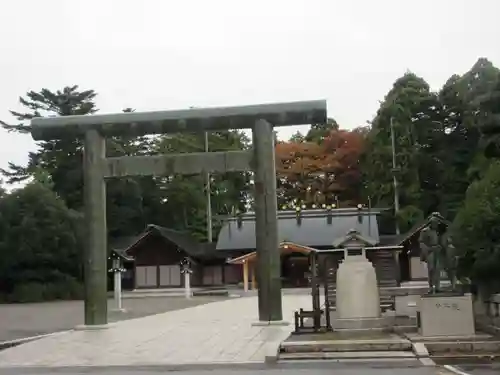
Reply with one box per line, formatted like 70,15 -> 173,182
0,296 -> 228,342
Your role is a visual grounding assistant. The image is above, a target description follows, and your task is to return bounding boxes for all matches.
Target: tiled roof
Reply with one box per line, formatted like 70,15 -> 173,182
110,248 -> 134,261
398,212 -> 450,245
124,225 -> 216,259
216,208 -> 382,251
109,236 -> 139,251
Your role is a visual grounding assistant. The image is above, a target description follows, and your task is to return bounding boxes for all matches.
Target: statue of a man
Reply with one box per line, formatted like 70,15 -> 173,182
419,215 -> 448,294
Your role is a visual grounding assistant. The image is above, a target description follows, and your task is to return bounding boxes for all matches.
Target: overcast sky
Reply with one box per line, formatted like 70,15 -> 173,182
1,0 -> 499,178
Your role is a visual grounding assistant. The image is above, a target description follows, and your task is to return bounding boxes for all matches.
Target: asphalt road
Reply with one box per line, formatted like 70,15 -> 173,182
450,363 -> 500,375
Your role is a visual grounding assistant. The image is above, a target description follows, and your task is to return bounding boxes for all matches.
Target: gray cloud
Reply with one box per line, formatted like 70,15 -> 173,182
1,0 -> 499,175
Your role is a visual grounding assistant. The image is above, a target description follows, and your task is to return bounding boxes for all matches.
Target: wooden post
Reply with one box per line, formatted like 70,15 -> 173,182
394,250 -> 401,286
83,129 -> 108,326
251,264 -> 257,290
252,119 -> 282,322
311,252 -> 320,330
243,260 -> 249,292
204,131 -> 213,243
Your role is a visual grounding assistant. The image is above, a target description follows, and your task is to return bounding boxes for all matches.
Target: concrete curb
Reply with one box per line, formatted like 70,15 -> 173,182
411,341 -> 436,366
74,323 -> 114,331
0,360 -> 436,373
418,358 -> 436,366
411,342 -> 430,358
264,342 -> 281,363
0,331 -> 71,351
252,320 -> 290,327
443,365 -> 471,375
110,308 -> 127,313
0,362 -> 271,372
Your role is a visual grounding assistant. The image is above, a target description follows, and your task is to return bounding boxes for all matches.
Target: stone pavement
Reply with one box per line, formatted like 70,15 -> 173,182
0,296 -> 226,342
0,295 -> 310,367
0,366 -> 455,375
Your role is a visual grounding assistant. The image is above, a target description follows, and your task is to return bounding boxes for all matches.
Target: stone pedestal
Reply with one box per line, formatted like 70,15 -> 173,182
410,257 -> 428,280
332,250 -> 383,331
417,293 -> 475,337
332,316 -> 394,331
336,253 -> 380,319
395,294 -> 420,318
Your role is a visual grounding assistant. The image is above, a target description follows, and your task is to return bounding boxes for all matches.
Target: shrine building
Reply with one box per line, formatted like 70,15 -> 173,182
110,207 -> 410,291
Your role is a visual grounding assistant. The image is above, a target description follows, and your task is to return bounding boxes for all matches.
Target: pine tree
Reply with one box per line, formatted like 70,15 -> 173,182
1,86 -> 97,209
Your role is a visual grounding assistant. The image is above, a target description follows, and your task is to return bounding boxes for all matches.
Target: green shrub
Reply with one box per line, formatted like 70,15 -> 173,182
9,283 -> 47,303
45,277 -> 83,300
452,161 -> 500,295
0,182 -> 83,302
7,279 -> 83,303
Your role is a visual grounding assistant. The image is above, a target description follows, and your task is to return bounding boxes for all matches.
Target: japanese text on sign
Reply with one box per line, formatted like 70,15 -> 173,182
435,302 -> 460,311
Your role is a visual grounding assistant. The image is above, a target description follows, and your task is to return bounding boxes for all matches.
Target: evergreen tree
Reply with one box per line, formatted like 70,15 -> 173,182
452,161 -> 500,295
478,71 -> 500,158
361,72 -> 443,233
439,58 -> 500,218
289,131 -> 305,143
305,118 -> 339,143
0,182 -> 83,302
1,86 -> 97,209
1,91 -> 154,237
153,130 -> 251,240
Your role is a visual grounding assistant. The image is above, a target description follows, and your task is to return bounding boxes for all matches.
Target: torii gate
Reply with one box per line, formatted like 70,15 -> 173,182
30,100 -> 327,327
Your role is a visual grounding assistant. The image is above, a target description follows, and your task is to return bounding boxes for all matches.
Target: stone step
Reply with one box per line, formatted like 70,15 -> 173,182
326,294 -> 394,300
326,297 -> 394,308
326,299 -> 394,303
332,316 -> 393,331
327,305 -> 394,313
424,341 -> 500,355
327,302 -> 394,307
278,358 -> 424,366
326,288 -> 397,295
326,289 -> 395,295
430,353 -> 500,361
279,350 -> 416,361
280,339 -> 413,353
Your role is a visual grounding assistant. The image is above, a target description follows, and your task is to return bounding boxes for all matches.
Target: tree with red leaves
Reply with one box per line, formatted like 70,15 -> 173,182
275,127 -> 366,208
322,128 -> 366,206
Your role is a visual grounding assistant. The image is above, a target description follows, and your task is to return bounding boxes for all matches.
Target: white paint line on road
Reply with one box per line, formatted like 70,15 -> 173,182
443,364 -> 472,375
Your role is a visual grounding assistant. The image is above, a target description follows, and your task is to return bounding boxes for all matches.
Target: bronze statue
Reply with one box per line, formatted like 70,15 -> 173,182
418,213 -> 457,294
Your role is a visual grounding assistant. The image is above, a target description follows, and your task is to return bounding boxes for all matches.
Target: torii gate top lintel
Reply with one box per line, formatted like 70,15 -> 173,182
30,100 -> 327,141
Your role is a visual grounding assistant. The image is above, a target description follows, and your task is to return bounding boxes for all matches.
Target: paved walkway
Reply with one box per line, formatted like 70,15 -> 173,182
0,366 -> 456,375
0,296 -> 226,342
0,295 -> 311,367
